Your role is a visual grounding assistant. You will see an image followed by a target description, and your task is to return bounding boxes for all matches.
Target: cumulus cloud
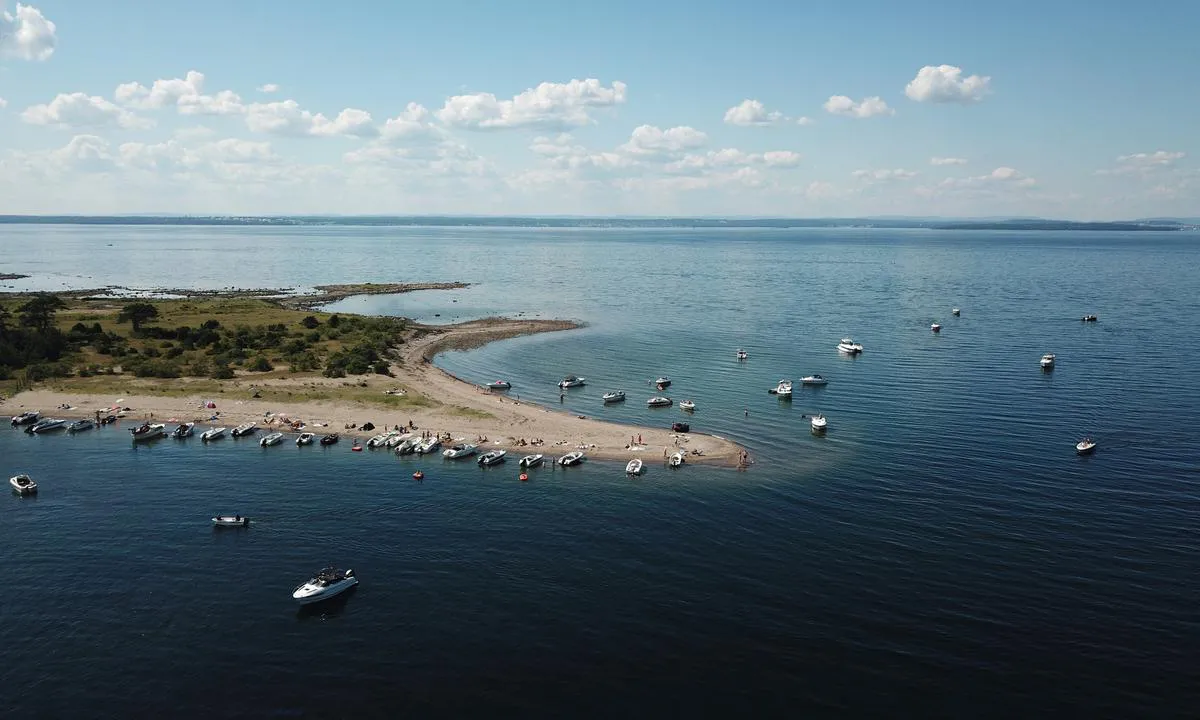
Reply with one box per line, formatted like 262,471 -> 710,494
0,96 -> 6,109
620,125 -> 708,156
940,166 -> 1035,189
796,116 -> 814,126
22,92 -> 153,129
723,99 -> 785,126
1096,150 -> 1187,177
245,100 -> 379,138
115,71 -> 245,116
0,3 -> 56,61
930,156 -> 967,166
823,95 -> 893,118
666,148 -> 803,174
49,134 -> 115,172
852,168 -> 917,182
905,65 -> 991,104
257,83 -> 280,94
380,102 -> 444,142
436,78 -> 626,130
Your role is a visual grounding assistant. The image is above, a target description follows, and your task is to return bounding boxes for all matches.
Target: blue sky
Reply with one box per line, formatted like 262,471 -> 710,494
1,0 -> 1197,217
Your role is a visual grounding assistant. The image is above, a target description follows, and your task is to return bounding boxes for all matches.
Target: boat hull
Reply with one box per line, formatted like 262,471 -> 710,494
293,576 -> 358,604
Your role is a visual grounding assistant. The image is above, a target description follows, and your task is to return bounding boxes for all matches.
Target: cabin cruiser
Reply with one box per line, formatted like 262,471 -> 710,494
231,423 -> 257,437
668,451 -> 685,468
519,454 -> 544,469
1040,353 -> 1056,370
212,515 -> 249,527
558,375 -> 586,388
10,410 -> 39,426
297,432 -> 315,446
655,377 -> 671,388
10,474 -> 37,494
558,451 -> 585,466
1076,438 -> 1097,455
1081,315 -> 1098,322
811,414 -> 828,433
129,422 -> 165,441
395,436 -> 421,455
201,426 -> 227,442
602,391 -> 626,404
647,396 -> 673,408
931,323 -> 941,333
626,458 -> 643,475
67,419 -> 95,433
477,449 -> 506,466
292,567 -> 358,605
800,375 -> 828,386
680,400 -> 696,411
837,338 -> 864,354
320,433 -> 339,446
260,432 -> 285,447
771,380 -> 793,398
443,443 -> 478,459
736,349 -> 748,360
28,418 -> 66,434
486,380 -> 511,390
416,437 -> 442,455
171,422 -> 194,438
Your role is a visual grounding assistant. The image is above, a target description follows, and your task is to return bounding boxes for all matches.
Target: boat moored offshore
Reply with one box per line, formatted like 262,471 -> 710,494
10,474 -> 38,495
602,391 -> 626,403
292,567 -> 358,605
837,338 -> 864,354
558,375 -> 586,388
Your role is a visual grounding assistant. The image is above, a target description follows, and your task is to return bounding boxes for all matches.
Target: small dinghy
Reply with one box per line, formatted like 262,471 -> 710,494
931,323 -> 941,333
130,422 -> 165,441
602,391 -> 626,404
320,433 -> 339,446
668,451 -> 685,468
486,380 -> 512,390
647,396 -> 673,408
800,375 -> 828,386
212,515 -> 248,527
679,400 -> 696,412
1040,353 -> 1056,370
626,458 -> 643,476
201,426 -> 227,442
292,567 -> 358,605
297,432 -> 315,446
558,451 -> 585,466
519,454 -> 544,469
10,410 -> 39,426
171,422 -> 194,438
67,419 -> 95,433
811,414 -> 828,433
10,474 -> 37,495
231,423 -> 257,438
1076,438 -> 1097,455
259,432 -> 285,447
478,449 -> 507,466
443,443 -> 478,459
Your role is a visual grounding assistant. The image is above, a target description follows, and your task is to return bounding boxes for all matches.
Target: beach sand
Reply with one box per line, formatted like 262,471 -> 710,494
1,319 -> 747,467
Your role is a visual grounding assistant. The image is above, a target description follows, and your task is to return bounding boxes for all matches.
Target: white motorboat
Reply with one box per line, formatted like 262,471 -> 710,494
647,396 -> 673,407
771,380 -> 793,398
1076,438 -> 1097,455
952,308 -> 961,316
478,449 -> 506,466
67,419 -> 95,433
171,422 -> 194,438
212,515 -> 248,527
837,338 -> 864,354
931,323 -> 941,333
1041,353 -> 1056,370
602,391 -> 626,404
292,567 -> 358,605
395,436 -> 422,455
679,400 -> 696,411
416,437 -> 442,455
10,474 -> 37,495
811,414 -> 828,433
366,433 -> 390,449
519,454 -> 544,469
260,432 -> 285,447
297,432 -> 315,446
655,377 -> 671,388
486,380 -> 512,390
29,418 -> 66,434
736,349 -> 749,360
231,422 -> 257,437
626,458 -> 643,475
385,432 -> 412,448
443,443 -> 478,459
558,451 -> 585,466
129,422 -> 166,441
201,426 -> 227,442
10,410 -> 39,426
668,451 -> 685,468
558,375 -> 586,388
800,375 -> 828,386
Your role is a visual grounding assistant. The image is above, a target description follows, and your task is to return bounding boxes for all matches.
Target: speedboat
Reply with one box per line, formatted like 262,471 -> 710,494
486,380 -> 511,390
67,419 -> 95,433
837,338 -> 863,354
100,414 -> 118,425
952,308 -> 961,316
478,449 -> 506,466
626,458 -> 643,475
647,396 -> 673,407
519,454 -> 544,469
1076,438 -> 1097,455
292,567 -> 358,605
1041,353 -> 1056,370
320,433 -> 339,446
558,375 -> 586,388
811,414 -> 828,433
736,349 -> 748,360
129,422 -> 165,441
800,375 -> 828,386
231,422 -> 257,437
680,400 -> 696,411
443,443 -> 478,459
385,432 -> 412,448
655,377 -> 671,388
395,436 -> 421,455
10,474 -> 37,495
558,451 -> 585,466
29,418 -> 66,434
416,437 -> 442,455
366,433 -> 389,449
771,380 -> 793,398
1081,315 -> 1098,322
10,410 -> 39,426
297,432 -> 315,446
201,426 -> 227,442
668,451 -> 685,468
171,422 -> 194,438
931,323 -> 941,333
260,432 -> 285,447
602,391 -> 626,404
672,421 -> 690,433
212,515 -> 249,527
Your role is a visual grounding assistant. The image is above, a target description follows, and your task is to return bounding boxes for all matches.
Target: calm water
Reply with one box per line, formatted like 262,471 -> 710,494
2,226 -> 1199,717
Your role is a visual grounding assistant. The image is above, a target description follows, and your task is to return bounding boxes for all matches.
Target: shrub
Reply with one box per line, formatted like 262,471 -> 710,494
248,356 -> 274,372
211,363 -> 235,380
301,315 -> 320,329
142,346 -> 161,358
165,347 -> 185,359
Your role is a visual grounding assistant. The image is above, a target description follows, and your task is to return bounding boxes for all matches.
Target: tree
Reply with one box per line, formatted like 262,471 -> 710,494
117,302 -> 160,332
17,294 -> 66,332
0,305 -> 11,339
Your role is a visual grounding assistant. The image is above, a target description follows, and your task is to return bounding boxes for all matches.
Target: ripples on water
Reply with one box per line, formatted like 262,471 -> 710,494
2,227 -> 1199,716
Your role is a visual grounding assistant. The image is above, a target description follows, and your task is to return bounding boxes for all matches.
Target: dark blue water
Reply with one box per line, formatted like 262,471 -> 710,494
3,227 -> 1200,717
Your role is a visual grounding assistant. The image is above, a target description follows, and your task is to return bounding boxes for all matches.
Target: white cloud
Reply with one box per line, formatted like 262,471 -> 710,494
852,168 -> 917,182
723,99 -> 785,126
796,116 -> 814,126
940,166 -> 1035,189
823,95 -> 893,118
930,156 -> 967,166
22,92 -> 153,129
380,102 -> 444,142
905,65 -> 991,104
436,78 -> 627,130
245,100 -> 379,138
0,97 -> 6,109
174,125 -> 216,141
115,71 -> 245,116
763,150 -> 803,168
620,125 -> 707,156
257,83 -> 280,94
49,135 -> 115,172
666,148 -> 802,174
1116,150 -> 1185,167
0,3 -> 56,61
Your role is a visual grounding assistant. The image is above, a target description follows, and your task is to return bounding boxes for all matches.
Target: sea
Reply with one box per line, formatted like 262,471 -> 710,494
2,225 -> 1199,718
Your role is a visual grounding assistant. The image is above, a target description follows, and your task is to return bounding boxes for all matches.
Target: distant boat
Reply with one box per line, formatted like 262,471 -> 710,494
931,323 -> 941,333
212,515 -> 248,527
736,349 -> 748,361
67,419 -> 95,433
837,338 -> 864,354
129,422 -> 165,441
259,432 -> 285,447
231,423 -> 257,438
29,418 -> 66,434
668,451 -> 685,468
626,458 -> 643,475
1041,353 -> 1056,370
952,308 -> 961,316
800,375 -> 828,386
201,426 -> 227,442
811,414 -> 828,433
519,454 -> 544,469
292,567 -> 358,605
558,375 -> 586,388
443,443 -> 478,459
1081,315 -> 1098,322
297,432 -> 315,446
602,391 -> 626,404
647,396 -> 673,407
679,400 -> 696,411
486,380 -> 511,390
320,433 -> 339,446
171,422 -> 194,438
558,451 -> 585,466
771,380 -> 793,398
10,474 -> 37,495
416,437 -> 441,455
1076,438 -> 1097,455
10,411 -> 39,426
654,377 -> 671,388
478,449 -> 506,466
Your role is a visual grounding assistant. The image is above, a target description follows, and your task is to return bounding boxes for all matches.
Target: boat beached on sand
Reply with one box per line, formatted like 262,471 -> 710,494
417,437 -> 442,455
67,419 -> 95,433
395,436 -> 421,455
320,433 -> 339,446
443,443 -> 478,459
668,451 -> 685,468
29,418 -> 66,434
558,451 -> 585,466
260,432 -> 285,447
10,410 -> 39,426
172,422 -> 194,438
130,422 -> 166,441
478,449 -> 506,466
231,423 -> 258,438
201,426 -> 227,442
292,567 -> 358,605
10,474 -> 38,495
519,454 -> 544,469
297,432 -> 315,446
486,380 -> 512,390
626,458 -> 643,475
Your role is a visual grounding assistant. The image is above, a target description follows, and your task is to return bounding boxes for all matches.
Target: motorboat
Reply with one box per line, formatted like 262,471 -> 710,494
231,422 -> 257,437
212,515 -> 249,527
417,437 -> 442,455
1076,438 -> 1097,455
558,375 -> 586,388
626,458 -> 643,475
952,308 -> 961,316
412,471 -> 424,480
201,426 -> 227,442
478,449 -> 506,466
10,474 -> 37,495
837,338 -> 864,354
602,391 -> 626,404
486,380 -> 511,390
655,377 -> 671,388
519,454 -> 544,469
672,421 -> 690,433
771,380 -> 793,398
668,451 -> 685,468
292,567 -> 358,605
443,443 -> 478,459
260,432 -> 285,447
320,433 -> 339,446
811,414 -> 828,433
395,436 -> 421,455
10,410 -> 39,426
647,396 -> 673,407
297,432 -> 316,446
385,432 -> 412,448
680,400 -> 696,411
1081,315 -> 1098,322
736,349 -> 748,360
100,414 -> 118,425
558,451 -> 585,466
1041,353 -> 1056,370
129,422 -> 165,441
366,433 -> 390,449
800,375 -> 828,386
931,323 -> 941,333
67,419 -> 95,433
29,418 -> 66,434
171,422 -> 194,438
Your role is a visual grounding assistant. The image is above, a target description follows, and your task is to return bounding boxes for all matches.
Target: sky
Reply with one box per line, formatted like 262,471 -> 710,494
1,0 -> 1197,218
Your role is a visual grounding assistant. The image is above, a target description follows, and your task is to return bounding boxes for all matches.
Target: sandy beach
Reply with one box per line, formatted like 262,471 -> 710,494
1,318 -> 748,467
